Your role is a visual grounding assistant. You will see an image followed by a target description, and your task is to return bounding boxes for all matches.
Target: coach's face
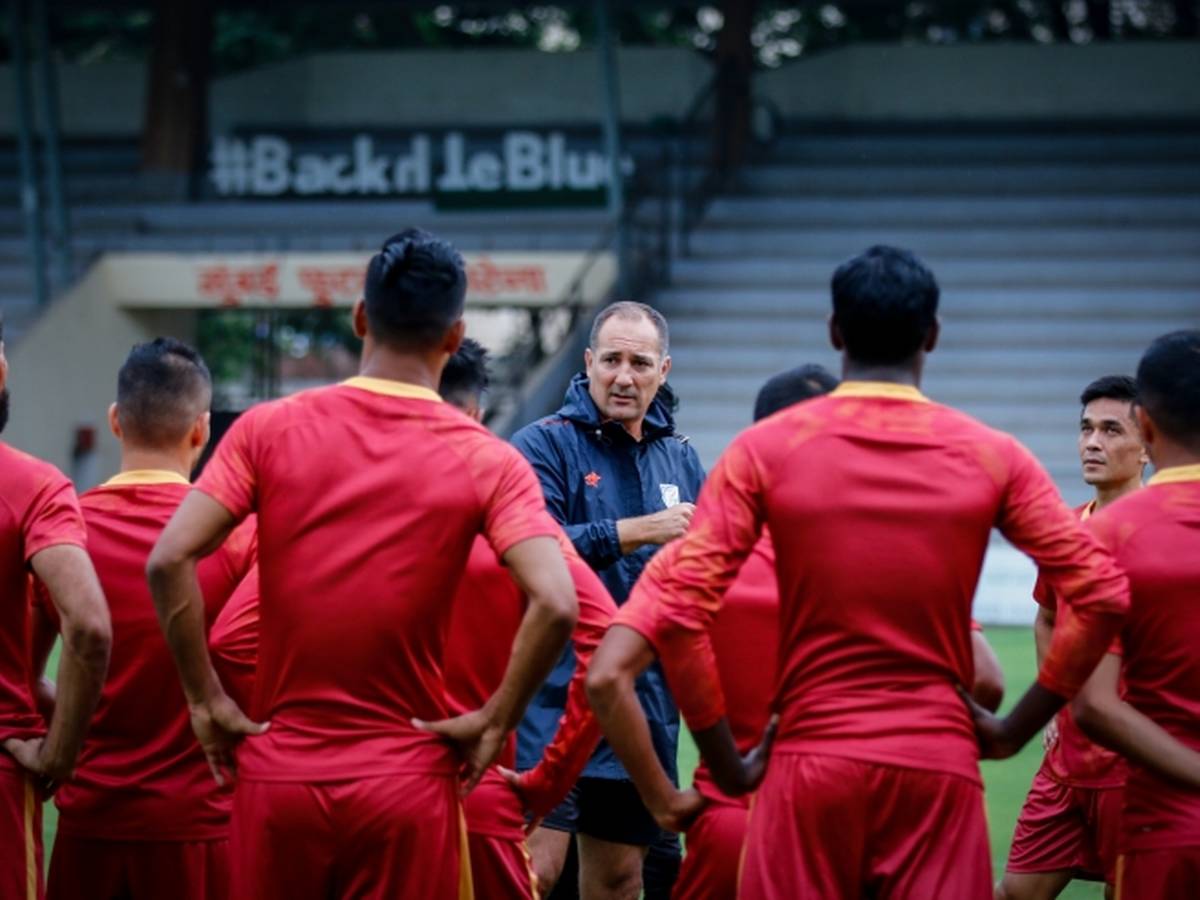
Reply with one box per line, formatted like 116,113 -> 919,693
585,315 -> 670,436
1079,397 -> 1146,487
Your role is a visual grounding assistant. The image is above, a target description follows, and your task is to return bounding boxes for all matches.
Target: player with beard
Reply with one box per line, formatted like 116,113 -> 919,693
999,375 -> 1146,900
36,339 -> 256,900
1073,330 -> 1200,899
585,245 -> 1131,899
0,315 -> 111,899
148,230 -> 578,899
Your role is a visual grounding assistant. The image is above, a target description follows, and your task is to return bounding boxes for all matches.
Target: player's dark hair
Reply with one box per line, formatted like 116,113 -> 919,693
831,245 -> 939,366
439,337 -> 490,409
589,301 -> 670,357
753,364 -> 839,422
1136,329 -> 1200,450
364,229 -> 467,350
116,337 -> 211,447
1079,374 -> 1138,409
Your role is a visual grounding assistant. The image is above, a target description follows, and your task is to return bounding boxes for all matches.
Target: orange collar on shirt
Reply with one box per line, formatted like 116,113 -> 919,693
342,376 -> 443,402
102,469 -> 190,487
830,381 -> 929,403
1147,464 -> 1200,486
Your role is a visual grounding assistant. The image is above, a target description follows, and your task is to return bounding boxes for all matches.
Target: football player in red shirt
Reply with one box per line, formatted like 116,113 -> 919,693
586,245 -> 1131,900
147,230 -> 578,900
999,374 -> 1146,900
37,338 -> 255,900
1073,330 -> 1200,900
0,314 -> 111,900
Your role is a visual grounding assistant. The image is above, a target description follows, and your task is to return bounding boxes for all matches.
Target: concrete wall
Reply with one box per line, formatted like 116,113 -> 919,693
3,42 -> 1197,139
4,263 -> 196,483
760,42 -> 1200,122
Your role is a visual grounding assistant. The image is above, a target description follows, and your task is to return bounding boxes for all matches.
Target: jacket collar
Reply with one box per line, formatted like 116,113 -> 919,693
557,373 -> 678,441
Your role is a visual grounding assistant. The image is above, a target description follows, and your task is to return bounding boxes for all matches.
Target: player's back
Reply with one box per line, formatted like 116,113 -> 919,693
0,443 -> 82,745
742,385 -> 1068,781
195,379 -> 555,782
1092,472 -> 1200,847
55,476 -> 254,840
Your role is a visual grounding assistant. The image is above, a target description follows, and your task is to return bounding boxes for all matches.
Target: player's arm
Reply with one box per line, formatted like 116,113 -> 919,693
28,582 -> 60,721
965,441 -> 1129,758
147,490 -> 266,786
1073,653 -> 1200,788
419,534 -> 576,791
509,544 -> 618,821
970,627 -> 1004,713
591,438 -> 765,801
4,545 -> 111,784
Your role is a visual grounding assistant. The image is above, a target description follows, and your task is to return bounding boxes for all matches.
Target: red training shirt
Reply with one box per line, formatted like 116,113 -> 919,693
209,564 -> 259,714
1033,501 -> 1126,790
194,377 -> 559,782
618,531 -> 779,807
51,472 -> 256,840
1088,464 -> 1200,852
0,443 -> 86,746
623,381 -> 1130,785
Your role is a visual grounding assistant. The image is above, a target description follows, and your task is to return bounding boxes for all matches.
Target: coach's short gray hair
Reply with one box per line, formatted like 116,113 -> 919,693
588,301 -> 669,358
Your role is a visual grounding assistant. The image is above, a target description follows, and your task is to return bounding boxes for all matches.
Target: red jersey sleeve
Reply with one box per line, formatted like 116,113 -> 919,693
474,441 -> 560,558
516,534 -> 618,815
621,436 -> 767,731
21,472 -> 86,560
194,408 -> 260,522
995,438 -> 1129,698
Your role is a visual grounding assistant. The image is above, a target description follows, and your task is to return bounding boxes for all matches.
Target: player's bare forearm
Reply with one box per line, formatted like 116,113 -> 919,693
586,625 -> 693,827
962,681 -> 1066,760
147,491 -> 239,705
24,545 -> 112,780
489,536 -> 577,731
1073,654 -> 1200,789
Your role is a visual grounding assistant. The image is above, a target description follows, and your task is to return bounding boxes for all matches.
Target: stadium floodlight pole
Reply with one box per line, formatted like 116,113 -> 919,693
32,0 -> 73,290
9,0 -> 49,309
594,0 -> 629,295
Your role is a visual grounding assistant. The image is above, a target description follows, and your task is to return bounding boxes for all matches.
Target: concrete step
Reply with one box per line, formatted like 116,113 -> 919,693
670,256 -> 1200,288
704,194 -> 1200,228
686,225 -> 1200,259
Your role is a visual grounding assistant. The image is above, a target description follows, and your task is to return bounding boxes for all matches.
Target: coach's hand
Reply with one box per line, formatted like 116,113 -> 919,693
415,709 -> 506,795
190,692 -> 268,787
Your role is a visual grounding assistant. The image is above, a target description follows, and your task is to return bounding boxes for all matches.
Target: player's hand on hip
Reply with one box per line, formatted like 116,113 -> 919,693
650,787 -> 706,833
189,693 -> 269,787
1042,717 -> 1060,750
958,685 -> 1019,760
3,736 -> 65,793
498,766 -> 548,833
414,708 -> 506,794
741,714 -> 779,790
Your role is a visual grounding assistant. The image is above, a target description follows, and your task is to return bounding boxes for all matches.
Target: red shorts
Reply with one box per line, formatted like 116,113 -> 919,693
0,762 -> 42,900
739,754 -> 990,900
230,773 -> 470,900
464,770 -> 536,900
1006,766 -> 1122,883
46,834 -> 228,900
674,799 -> 749,900
1115,846 -> 1200,900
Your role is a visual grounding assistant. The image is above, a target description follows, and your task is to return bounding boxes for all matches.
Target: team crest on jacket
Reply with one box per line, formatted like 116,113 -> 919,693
660,483 -> 681,508
585,471 -> 602,488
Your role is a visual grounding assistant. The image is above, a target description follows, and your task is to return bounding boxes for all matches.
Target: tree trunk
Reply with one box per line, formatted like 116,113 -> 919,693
140,0 -> 213,196
713,0 -> 756,175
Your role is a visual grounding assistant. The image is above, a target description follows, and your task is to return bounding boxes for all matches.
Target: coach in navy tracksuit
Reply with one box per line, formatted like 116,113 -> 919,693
513,302 -> 705,900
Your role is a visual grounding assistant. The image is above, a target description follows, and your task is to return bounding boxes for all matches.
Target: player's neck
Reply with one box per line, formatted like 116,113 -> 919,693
841,361 -> 921,388
1092,473 -> 1142,510
1148,439 -> 1200,476
119,446 -> 192,480
357,347 -> 441,392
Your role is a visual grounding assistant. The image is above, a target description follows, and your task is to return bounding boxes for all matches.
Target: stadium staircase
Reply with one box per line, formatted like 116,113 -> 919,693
655,127 -> 1200,508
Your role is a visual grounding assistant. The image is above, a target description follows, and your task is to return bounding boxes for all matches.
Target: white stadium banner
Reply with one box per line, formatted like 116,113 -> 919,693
102,251 -> 615,310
